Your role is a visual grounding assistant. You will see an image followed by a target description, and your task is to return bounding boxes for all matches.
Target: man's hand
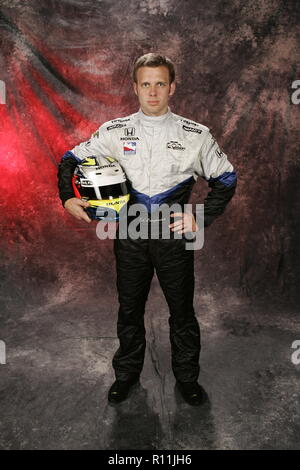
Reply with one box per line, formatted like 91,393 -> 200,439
169,212 -> 198,234
64,197 -> 91,223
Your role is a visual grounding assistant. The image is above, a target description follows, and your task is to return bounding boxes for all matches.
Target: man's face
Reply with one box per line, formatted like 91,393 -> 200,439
133,65 -> 176,116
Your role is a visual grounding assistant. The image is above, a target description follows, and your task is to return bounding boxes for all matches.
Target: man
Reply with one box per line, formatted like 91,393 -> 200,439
58,53 -> 237,406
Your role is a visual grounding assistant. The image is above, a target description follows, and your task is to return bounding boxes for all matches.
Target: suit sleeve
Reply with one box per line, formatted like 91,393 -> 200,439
198,131 -> 237,227
57,124 -> 114,207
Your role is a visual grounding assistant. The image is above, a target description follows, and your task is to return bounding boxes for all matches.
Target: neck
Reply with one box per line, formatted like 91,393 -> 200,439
138,107 -> 171,127
140,106 -> 169,117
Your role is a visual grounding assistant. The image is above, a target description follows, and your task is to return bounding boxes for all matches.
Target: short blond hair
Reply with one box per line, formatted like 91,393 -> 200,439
132,53 -> 175,84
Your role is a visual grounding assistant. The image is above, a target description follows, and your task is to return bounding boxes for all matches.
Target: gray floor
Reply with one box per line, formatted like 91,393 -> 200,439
0,276 -> 299,450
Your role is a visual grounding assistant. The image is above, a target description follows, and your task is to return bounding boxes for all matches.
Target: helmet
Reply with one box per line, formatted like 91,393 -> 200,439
72,156 -> 130,221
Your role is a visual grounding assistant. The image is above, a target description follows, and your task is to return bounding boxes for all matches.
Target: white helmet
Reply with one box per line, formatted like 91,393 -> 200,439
72,156 -> 130,220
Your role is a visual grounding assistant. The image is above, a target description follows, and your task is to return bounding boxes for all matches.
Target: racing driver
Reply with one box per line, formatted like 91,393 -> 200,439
57,53 -> 237,406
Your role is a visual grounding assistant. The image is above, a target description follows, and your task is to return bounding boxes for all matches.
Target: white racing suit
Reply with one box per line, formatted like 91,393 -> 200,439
58,107 -> 237,382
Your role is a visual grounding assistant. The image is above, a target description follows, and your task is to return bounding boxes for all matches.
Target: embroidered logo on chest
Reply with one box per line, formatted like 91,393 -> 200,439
123,141 -> 137,155
167,141 -> 186,151
182,125 -> 202,134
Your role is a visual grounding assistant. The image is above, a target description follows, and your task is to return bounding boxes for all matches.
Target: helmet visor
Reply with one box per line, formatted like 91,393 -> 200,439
99,182 -> 129,199
79,181 -> 128,200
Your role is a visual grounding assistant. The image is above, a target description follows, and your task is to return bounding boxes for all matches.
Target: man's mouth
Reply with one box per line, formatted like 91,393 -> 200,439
148,101 -> 159,105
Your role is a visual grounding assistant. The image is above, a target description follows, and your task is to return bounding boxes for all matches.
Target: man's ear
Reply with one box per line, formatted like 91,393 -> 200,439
168,81 -> 176,97
133,82 -> 138,96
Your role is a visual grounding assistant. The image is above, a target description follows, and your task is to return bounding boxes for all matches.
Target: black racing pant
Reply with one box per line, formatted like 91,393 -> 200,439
112,230 -> 201,383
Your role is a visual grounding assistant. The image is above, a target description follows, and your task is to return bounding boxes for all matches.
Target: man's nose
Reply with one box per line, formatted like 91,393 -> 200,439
149,86 -> 157,96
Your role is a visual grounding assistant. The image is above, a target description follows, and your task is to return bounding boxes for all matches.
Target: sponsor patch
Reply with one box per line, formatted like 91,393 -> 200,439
111,118 -> 130,123
124,127 -> 135,136
215,148 -> 225,158
107,124 -> 126,131
182,119 -> 200,127
182,125 -> 202,134
120,136 -> 140,141
123,141 -> 136,155
167,141 -> 186,151
211,136 -> 225,158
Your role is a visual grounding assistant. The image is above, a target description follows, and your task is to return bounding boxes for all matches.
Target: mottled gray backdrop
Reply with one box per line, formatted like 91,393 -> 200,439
0,0 -> 299,346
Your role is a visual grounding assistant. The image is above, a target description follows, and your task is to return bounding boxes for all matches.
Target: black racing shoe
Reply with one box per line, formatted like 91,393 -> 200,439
176,381 -> 206,406
108,378 -> 139,404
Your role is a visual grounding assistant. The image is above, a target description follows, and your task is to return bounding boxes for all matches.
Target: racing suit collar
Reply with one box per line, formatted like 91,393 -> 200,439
135,106 -> 172,127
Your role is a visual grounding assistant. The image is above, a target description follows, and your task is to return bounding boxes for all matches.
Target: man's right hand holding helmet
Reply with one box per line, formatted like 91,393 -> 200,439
64,198 -> 92,223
